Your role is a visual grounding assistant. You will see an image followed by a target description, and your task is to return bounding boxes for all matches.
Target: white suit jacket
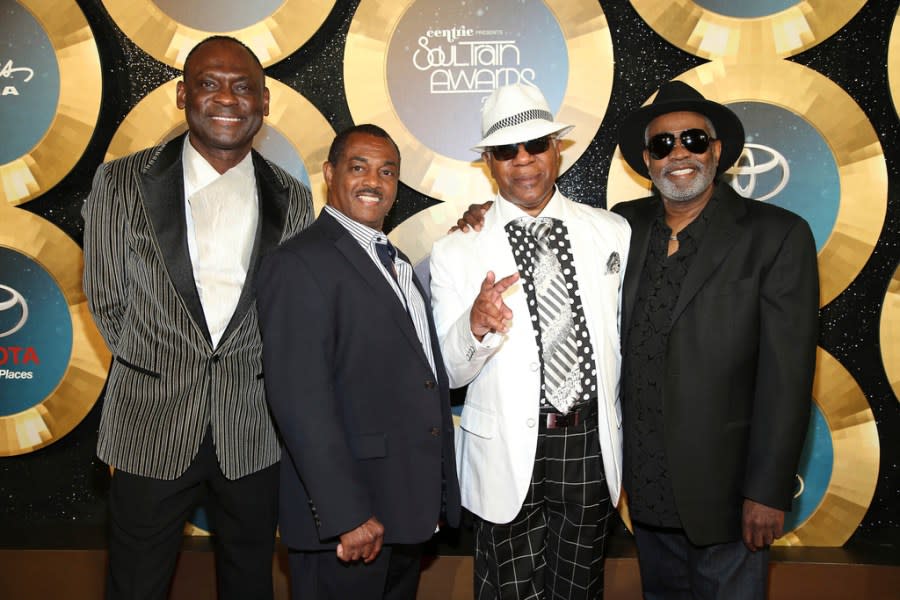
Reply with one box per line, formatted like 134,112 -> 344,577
430,190 -> 630,524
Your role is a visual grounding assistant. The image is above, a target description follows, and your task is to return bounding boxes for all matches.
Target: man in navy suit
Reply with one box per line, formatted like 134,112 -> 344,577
256,124 -> 460,600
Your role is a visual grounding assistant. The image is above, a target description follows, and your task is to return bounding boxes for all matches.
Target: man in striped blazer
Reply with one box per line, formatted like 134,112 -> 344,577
82,36 -> 312,599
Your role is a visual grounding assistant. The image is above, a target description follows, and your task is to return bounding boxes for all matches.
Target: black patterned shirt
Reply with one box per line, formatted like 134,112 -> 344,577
623,198 -> 716,527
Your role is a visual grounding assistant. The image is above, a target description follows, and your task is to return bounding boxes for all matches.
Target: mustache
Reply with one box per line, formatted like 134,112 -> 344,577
356,188 -> 383,199
661,159 -> 705,176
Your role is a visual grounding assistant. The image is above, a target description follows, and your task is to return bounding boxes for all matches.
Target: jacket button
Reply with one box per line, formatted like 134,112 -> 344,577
529,362 -> 539,371
526,418 -> 536,428
211,355 -> 220,363
430,427 -> 440,437
424,380 -> 436,389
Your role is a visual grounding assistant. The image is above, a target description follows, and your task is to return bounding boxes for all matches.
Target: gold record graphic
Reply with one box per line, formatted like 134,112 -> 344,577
0,207 -> 111,456
105,77 -> 333,215
347,0 -> 615,265
889,7 -> 900,120
629,0 -> 866,61
880,262 -> 900,404
100,0 -> 334,69
775,347 -> 879,546
1,0 -> 102,207
607,60 -> 888,307
619,347 -> 879,546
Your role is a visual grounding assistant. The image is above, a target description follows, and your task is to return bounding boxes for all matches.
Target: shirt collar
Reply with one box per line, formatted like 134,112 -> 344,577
493,186 -> 565,226
183,136 -> 255,199
654,194 -> 718,240
324,205 -> 389,249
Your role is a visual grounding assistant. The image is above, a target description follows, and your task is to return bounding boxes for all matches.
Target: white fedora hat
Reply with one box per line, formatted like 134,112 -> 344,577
472,83 -> 573,151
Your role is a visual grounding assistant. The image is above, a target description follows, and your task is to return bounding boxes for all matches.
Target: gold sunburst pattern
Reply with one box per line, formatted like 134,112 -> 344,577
607,60 -> 887,307
0,206 -> 110,456
1,0 -> 101,207
100,0 -> 335,68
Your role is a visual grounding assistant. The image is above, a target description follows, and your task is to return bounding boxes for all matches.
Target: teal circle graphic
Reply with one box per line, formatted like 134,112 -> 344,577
152,0 -> 281,32
255,126 -> 312,189
723,101 -> 839,252
784,403 -> 833,530
693,0 -> 798,19
1,1 -> 60,164
0,247 -> 73,416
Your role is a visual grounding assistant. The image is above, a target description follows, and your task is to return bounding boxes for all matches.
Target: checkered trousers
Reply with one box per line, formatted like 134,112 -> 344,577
473,416 -> 613,600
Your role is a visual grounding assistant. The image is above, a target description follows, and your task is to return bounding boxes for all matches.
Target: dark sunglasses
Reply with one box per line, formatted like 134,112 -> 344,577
489,136 -> 552,161
646,128 -> 713,160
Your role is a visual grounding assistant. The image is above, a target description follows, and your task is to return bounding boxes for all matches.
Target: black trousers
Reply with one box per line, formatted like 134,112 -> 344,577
633,523 -> 769,600
106,429 -> 279,600
289,543 -> 423,600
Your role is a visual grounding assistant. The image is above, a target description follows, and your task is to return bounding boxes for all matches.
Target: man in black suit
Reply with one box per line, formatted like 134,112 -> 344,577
82,36 -> 312,599
256,124 -> 461,600
612,81 -> 819,599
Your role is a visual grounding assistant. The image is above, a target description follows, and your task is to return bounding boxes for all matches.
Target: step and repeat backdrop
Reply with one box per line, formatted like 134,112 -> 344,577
1,0 -> 897,548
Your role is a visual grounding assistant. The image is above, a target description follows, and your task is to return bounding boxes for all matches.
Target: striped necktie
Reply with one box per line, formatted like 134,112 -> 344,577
510,217 -> 588,413
375,239 -> 398,282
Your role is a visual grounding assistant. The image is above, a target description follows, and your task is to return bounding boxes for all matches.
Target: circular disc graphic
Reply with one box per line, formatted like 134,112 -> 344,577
100,0 -> 335,69
1,0 -> 102,207
345,0 -> 614,205
618,347 -> 879,547
628,0 -> 866,60
776,348 -> 878,546
0,207 -> 111,456
105,78 -> 334,215
880,262 -> 900,404
607,61 -> 887,307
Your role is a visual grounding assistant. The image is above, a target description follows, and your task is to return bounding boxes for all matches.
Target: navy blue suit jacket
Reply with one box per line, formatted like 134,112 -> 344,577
256,210 -> 460,550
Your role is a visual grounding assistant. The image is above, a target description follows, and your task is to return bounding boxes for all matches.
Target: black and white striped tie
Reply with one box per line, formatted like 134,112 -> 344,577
523,218 -> 582,413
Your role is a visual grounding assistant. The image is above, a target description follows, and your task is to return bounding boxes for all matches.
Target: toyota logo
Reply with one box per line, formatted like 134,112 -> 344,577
0,284 -> 29,337
727,143 -> 791,202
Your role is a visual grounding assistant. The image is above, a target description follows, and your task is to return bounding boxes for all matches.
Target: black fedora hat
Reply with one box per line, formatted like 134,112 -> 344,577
618,80 -> 745,179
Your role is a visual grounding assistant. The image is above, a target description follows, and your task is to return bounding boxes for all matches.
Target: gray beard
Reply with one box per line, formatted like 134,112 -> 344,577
652,159 -> 716,202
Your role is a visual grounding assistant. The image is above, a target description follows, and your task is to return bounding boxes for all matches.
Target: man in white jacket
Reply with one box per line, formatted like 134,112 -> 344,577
430,83 -> 630,599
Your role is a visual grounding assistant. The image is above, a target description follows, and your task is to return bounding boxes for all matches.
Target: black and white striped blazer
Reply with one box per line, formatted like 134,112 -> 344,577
82,134 -> 313,480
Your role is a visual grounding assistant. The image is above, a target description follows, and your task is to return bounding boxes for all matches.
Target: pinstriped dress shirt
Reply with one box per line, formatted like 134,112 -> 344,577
324,205 -> 437,377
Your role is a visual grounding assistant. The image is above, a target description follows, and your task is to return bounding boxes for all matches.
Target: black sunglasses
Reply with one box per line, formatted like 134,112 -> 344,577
489,136 -> 553,161
646,129 -> 714,160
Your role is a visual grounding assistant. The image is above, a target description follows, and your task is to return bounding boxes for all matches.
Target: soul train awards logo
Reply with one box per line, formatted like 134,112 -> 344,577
411,27 -> 536,95
386,0 -> 568,161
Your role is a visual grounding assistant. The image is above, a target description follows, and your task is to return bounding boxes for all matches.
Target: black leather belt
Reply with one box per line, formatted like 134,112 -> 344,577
540,401 -> 597,430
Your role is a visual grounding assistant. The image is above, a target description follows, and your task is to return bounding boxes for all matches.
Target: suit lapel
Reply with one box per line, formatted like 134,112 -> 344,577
405,248 -> 441,371
621,199 -> 656,334
669,184 -> 745,326
219,151 -> 291,343
139,134 -> 211,346
321,212 -> 429,365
